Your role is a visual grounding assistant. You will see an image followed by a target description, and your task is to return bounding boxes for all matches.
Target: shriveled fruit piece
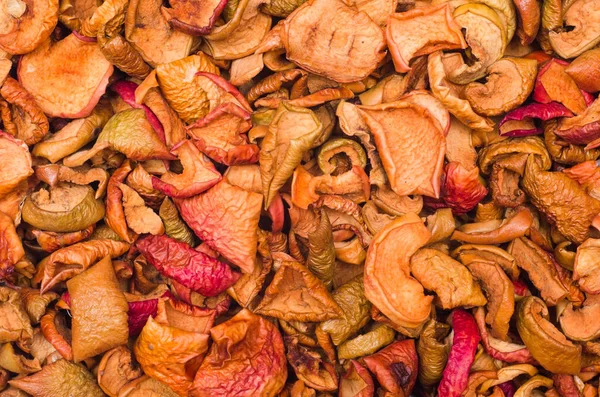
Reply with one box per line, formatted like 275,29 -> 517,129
417,320 -> 451,386
513,0 -> 541,44
190,309 -> 287,397
565,48 -> 600,92
517,296 -> 582,374
548,0 -> 600,59
387,4 -> 466,74
177,179 -> 262,273
67,256 -> 128,362
125,0 -> 193,65
410,248 -> 487,309
18,33 -> 113,118
357,100 -> 446,198
364,213 -> 432,329
522,155 -> 600,243
532,58 -> 588,115
0,132 -> 32,196
22,183 -> 105,233
159,198 -> 195,245
464,58 -> 537,116
9,359 -> 104,396
0,0 -> 58,55
574,239 -> 600,294
0,286 -> 32,342
499,102 -> 573,137
118,183 -> 164,235
556,97 -> 600,148
31,226 -> 94,253
363,339 -> 418,396
559,293 -> 600,341
162,0 -> 226,35
97,346 -> 143,397
280,0 -> 386,83
136,234 -> 240,297
256,259 -> 342,322
339,360 -> 374,397
428,162 -> 488,214
286,337 -> 338,391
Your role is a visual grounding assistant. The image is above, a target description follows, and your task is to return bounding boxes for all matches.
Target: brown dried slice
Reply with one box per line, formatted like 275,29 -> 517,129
0,343 -> 41,374
286,337 -> 338,391
0,132 -> 32,197
97,346 -> 143,397
508,237 -> 568,305
229,53 -> 264,87
79,0 -> 127,36
98,33 -> 152,80
556,97 -> 600,146
346,0 -> 396,26
9,359 -> 104,396
67,256 -> 128,362
0,211 -> 25,280
0,0 -> 58,55
410,248 -> 487,309
0,77 -> 49,145
178,179 -> 262,273
573,239 -> 600,293
119,183 -> 164,235
18,288 -> 58,324
559,293 -> 600,341
119,376 -> 178,397
105,160 -> 135,243
466,260 -> 514,340
386,4 -> 466,73
522,155 -> 600,243
545,119 -> 600,165
35,164 -> 109,199
357,100 -> 445,198
565,48 -> 600,92
548,0 -> 600,59
0,287 -> 33,343
161,0 -> 227,35
514,0 -> 541,44
281,0 -> 386,83
478,136 -> 552,174
537,59 -> 588,115
428,51 -> 495,132
255,259 -> 342,322
451,207 -> 534,244
18,33 -> 113,118
453,244 -> 520,280
364,213 -> 432,329
124,0 -> 193,66
39,239 -> 130,293
202,0 -> 271,60
464,58 -> 537,116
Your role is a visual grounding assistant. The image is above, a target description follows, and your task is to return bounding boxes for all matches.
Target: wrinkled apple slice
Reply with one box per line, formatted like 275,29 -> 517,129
357,100 -> 446,198
281,0 -> 386,83
464,58 -> 537,116
532,58 -> 590,115
387,4 -> 466,74
364,213 -> 432,329
0,132 -> 33,197
556,97 -> 600,146
513,0 -> 541,45
18,34 -> 112,118
549,0 -> 600,59
162,0 -> 227,35
0,0 -> 58,55
499,102 -> 573,137
565,48 -> 600,93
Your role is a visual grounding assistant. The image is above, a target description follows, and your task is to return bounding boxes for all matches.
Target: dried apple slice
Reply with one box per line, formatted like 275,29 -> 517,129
498,102 -> 573,137
280,0 -> 386,83
556,97 -> 600,146
18,33 -> 113,118
548,0 -> 600,59
162,0 -> 227,35
0,0 -> 58,54
357,100 -> 446,198
0,132 -> 32,197
464,58 -> 537,116
442,3 -> 506,84
532,58 -> 588,115
565,48 -> 600,92
177,180 -> 262,273
125,0 -> 194,65
387,4 -> 466,74
364,213 -> 433,329
559,293 -> 600,341
514,0 -> 541,45
573,239 -> 600,294
119,183 -> 164,235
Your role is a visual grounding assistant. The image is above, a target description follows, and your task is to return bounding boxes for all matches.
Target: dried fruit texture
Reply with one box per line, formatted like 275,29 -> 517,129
339,360 -> 374,397
364,213 -> 433,329
0,132 -> 33,197
0,211 -> 25,280
417,320 -> 451,386
499,102 -> 573,137
39,239 -> 130,293
35,165 -> 108,199
19,288 -> 58,324
0,77 -> 49,145
386,4 -> 466,73
411,248 -> 487,309
152,140 -> 221,198
125,0 -> 193,65
191,309 -> 287,397
105,159 -> 135,243
260,103 -> 322,207
517,296 -> 582,374
286,337 -> 338,391
533,59 -> 588,115
177,179 -> 262,273
357,100 -> 446,198
119,376 -> 179,397
9,359 -> 104,396
67,256 -> 129,362
545,119 -> 600,165
159,197 -> 195,245
548,0 -> 600,59
559,293 -> 600,341
432,162 -> 488,214
574,239 -> 600,293
97,346 -> 143,397
522,155 -> 600,244
363,339 -> 418,396
119,183 -> 164,235
514,0 -> 541,44
306,210 -> 335,287
336,323 -> 396,360
437,309 -> 481,397
0,0 -> 57,55
464,58 -> 537,116
556,97 -> 600,148
280,0 -> 386,83
256,259 -> 342,321
428,51 -> 495,132
161,0 -> 226,35
566,48 -> 600,92
18,34 -> 112,118
137,234 -> 240,297
0,287 -> 33,343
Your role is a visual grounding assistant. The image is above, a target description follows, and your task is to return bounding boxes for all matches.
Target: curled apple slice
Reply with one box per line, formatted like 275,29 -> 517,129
549,0 -> 600,59
18,33 -> 113,118
386,4 -> 466,74
0,0 -> 58,55
364,213 -> 432,329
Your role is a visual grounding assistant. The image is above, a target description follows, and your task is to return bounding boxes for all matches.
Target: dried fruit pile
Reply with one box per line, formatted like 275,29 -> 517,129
2,0 -> 600,395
